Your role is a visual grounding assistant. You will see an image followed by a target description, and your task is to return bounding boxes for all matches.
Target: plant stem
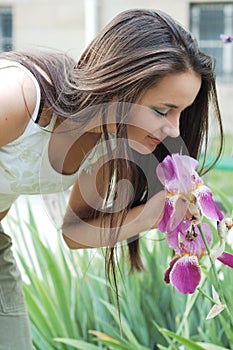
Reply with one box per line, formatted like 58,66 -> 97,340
197,287 -> 215,303
176,277 -> 206,335
198,225 -> 219,283
198,224 -> 233,326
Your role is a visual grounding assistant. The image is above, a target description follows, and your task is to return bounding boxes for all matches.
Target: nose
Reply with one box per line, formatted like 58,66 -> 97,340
162,114 -> 180,138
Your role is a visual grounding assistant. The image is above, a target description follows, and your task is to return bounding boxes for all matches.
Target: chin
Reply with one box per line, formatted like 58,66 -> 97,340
129,141 -> 156,155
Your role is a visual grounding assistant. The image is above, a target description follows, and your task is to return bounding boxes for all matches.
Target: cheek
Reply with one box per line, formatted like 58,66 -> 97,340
127,125 -> 146,140
126,126 -> 153,155
127,108 -> 163,135
127,105 -> 155,129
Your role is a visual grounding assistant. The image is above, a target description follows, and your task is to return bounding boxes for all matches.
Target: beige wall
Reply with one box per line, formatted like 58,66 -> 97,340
0,0 -> 232,133
99,0 -> 188,28
0,0 -> 86,57
3,0 -> 229,56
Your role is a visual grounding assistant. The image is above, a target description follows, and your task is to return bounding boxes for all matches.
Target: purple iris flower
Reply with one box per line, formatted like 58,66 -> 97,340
220,34 -> 233,43
164,222 -> 211,294
156,154 -> 224,233
156,154 -> 233,294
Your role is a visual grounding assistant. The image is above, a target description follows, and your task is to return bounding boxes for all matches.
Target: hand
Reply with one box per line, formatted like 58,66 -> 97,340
143,190 -> 166,230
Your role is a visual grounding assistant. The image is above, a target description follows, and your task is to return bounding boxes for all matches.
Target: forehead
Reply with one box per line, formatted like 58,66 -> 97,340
139,72 -> 202,108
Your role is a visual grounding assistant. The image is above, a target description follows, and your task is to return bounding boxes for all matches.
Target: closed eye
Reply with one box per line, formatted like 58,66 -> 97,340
150,106 -> 169,117
156,109 -> 168,117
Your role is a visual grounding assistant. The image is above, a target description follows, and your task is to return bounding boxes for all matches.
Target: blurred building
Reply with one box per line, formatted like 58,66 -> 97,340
0,0 -> 232,133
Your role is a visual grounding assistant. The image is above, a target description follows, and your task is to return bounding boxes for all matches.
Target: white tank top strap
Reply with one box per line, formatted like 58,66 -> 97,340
45,113 -> 58,132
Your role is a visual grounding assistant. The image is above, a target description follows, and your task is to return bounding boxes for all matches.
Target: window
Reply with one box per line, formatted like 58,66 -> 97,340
0,7 -> 12,52
190,3 -> 233,82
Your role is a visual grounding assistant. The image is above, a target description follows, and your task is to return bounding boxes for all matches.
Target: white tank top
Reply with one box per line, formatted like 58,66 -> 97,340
0,61 -> 116,212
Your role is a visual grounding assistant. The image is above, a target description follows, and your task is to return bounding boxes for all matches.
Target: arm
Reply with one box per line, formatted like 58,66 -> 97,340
0,65 -> 37,146
0,66 -> 37,219
62,160 -> 166,249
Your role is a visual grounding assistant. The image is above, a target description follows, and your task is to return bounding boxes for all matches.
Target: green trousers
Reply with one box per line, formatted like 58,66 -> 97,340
0,224 -> 34,350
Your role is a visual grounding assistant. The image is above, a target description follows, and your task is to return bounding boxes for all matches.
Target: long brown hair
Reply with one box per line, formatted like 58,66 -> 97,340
70,8 -> 223,275
1,8 -> 223,295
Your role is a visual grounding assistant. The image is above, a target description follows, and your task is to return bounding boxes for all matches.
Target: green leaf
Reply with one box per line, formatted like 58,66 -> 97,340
153,322 -> 180,350
219,314 -> 233,344
157,346 -> 169,350
100,300 -> 141,349
197,343 -> 230,350
23,286 -> 55,341
54,338 -> 100,349
158,328 -> 206,350
90,339 -> 131,350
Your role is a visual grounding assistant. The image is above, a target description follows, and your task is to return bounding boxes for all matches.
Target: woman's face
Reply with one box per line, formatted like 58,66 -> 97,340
126,71 -> 202,154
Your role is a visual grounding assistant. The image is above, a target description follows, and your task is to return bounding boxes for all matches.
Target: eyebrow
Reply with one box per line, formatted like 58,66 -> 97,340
160,102 -> 179,109
149,103 -> 179,111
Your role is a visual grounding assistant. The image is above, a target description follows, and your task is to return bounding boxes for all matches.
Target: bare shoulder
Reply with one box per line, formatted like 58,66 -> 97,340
0,65 -> 37,146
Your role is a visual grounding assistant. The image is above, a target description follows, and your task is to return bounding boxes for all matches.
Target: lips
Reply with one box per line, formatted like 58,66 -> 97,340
148,135 -> 161,145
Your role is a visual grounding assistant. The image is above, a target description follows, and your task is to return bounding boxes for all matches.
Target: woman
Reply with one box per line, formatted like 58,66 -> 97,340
0,8 -> 223,349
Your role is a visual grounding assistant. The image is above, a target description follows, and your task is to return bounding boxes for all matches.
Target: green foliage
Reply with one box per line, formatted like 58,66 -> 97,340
204,133 -> 233,197
208,184 -> 233,216
155,326 -> 230,350
6,197 -> 233,350
155,326 -> 206,350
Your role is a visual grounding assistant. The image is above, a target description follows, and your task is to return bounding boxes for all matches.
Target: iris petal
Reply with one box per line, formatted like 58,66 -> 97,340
194,185 -> 224,221
158,195 -> 188,233
169,256 -> 201,294
156,155 -> 177,190
165,222 -> 213,258
217,251 -> 233,268
164,256 -> 180,284
156,154 -> 201,194
166,221 -> 191,253
158,197 -> 176,232
182,223 -> 213,257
